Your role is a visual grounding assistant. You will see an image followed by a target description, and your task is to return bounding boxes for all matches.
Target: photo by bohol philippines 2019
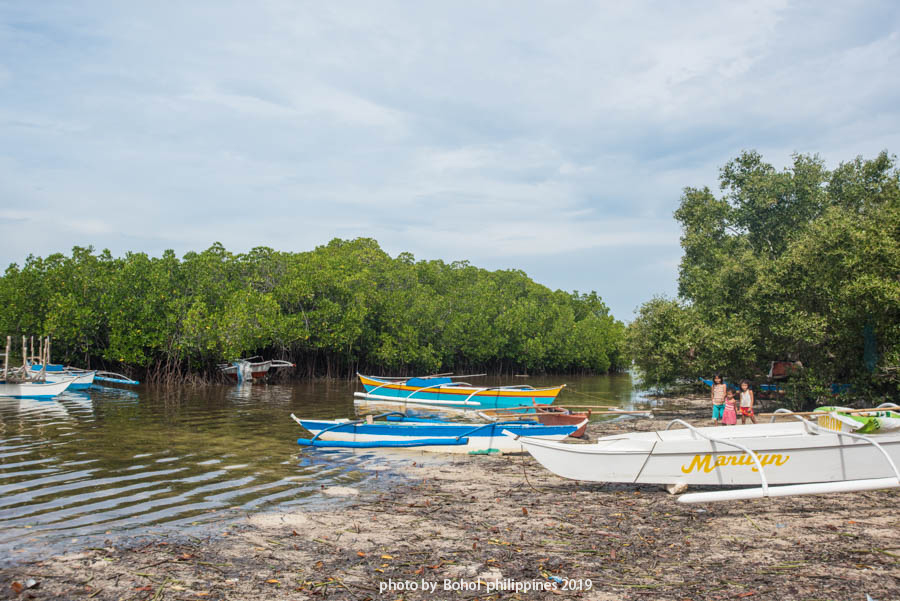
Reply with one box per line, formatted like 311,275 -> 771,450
1,3 -> 898,600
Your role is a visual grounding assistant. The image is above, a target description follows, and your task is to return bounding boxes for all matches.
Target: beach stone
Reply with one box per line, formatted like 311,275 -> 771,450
664,482 -> 689,495
445,563 -> 480,578
476,567 -> 503,582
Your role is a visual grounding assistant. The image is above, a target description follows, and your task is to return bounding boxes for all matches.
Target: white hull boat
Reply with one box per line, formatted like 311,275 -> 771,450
506,411 -> 900,503
0,378 -> 75,398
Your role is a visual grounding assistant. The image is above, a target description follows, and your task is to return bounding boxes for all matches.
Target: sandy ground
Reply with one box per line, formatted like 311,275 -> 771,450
2,395 -> 899,601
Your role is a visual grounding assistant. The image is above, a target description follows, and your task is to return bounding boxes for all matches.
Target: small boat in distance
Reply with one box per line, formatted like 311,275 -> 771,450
355,373 -> 566,411
292,412 -> 578,454
218,357 -> 294,382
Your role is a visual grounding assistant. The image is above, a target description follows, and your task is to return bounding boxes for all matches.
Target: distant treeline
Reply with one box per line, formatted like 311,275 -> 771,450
0,238 -> 625,381
627,151 -> 900,407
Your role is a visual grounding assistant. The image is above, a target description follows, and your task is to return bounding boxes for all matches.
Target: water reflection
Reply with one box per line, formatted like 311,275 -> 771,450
0,373 -> 645,563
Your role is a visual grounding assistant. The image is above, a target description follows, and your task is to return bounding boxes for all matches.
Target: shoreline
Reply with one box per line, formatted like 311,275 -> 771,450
3,395 -> 898,600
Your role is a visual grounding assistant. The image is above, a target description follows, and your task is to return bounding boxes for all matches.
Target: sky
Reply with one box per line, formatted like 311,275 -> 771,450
1,1 -> 899,320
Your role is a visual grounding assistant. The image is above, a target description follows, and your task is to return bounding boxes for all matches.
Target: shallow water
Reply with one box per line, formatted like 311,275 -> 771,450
0,373 -> 647,562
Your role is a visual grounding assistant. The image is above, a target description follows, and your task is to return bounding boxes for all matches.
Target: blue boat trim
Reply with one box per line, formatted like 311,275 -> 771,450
298,418 -> 576,439
297,437 -> 470,448
94,375 -> 141,386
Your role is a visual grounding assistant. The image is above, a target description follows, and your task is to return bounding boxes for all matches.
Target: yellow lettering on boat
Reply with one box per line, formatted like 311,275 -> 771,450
681,455 -> 713,474
681,452 -> 791,474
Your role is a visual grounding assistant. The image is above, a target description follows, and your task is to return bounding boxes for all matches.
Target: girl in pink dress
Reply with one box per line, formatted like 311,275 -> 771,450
722,390 -> 738,425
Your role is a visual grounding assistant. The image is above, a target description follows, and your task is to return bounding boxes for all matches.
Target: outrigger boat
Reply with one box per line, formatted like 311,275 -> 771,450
0,378 -> 75,398
27,364 -> 96,389
291,412 -> 579,454
27,364 -> 141,387
219,357 -> 294,382
355,373 -> 566,411
505,404 -> 900,503
1,336 -> 78,397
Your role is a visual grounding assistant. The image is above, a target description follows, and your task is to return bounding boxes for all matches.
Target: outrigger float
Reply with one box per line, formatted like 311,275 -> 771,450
506,404 -> 900,503
291,412 -> 579,454
355,373 -> 566,411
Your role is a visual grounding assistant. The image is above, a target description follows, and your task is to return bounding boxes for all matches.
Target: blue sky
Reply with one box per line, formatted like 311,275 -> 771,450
1,1 -> 898,320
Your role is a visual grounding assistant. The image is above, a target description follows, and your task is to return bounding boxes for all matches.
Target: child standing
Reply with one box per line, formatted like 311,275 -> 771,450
722,390 -> 737,425
710,374 -> 727,425
738,380 -> 757,424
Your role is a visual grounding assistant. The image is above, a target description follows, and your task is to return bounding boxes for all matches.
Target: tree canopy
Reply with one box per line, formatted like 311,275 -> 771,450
628,151 -> 900,405
0,239 -> 625,381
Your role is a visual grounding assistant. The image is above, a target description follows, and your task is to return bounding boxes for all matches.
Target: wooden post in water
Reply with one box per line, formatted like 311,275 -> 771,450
3,336 -> 9,381
42,337 -> 50,380
22,336 -> 27,372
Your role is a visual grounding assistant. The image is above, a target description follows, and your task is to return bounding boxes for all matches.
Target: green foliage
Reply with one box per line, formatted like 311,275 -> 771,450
629,150 -> 900,406
0,239 -> 625,378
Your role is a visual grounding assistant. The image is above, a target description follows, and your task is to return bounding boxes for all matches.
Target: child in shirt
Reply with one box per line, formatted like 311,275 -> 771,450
710,374 -> 727,425
738,380 -> 757,424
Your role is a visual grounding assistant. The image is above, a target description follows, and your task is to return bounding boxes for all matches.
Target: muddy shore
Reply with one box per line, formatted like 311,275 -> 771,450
3,395 -> 899,601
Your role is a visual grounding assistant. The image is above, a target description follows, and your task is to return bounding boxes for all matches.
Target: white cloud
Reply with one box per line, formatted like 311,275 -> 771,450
0,1 -> 898,318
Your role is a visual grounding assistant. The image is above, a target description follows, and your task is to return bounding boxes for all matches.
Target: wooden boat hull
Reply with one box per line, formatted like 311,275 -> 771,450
357,374 -> 565,410
510,421 -> 900,486
479,406 -> 590,437
298,417 -> 576,454
219,361 -> 271,381
0,379 -> 75,398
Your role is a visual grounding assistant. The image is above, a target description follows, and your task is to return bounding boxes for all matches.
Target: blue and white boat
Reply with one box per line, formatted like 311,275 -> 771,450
29,363 -> 140,387
292,413 -> 579,454
29,364 -> 96,390
356,374 -> 566,411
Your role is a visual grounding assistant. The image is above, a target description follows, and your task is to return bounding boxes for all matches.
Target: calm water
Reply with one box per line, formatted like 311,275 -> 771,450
0,373 -> 646,562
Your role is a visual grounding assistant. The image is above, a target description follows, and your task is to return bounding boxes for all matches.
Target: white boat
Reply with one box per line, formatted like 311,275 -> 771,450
505,407 -> 900,503
0,378 -> 76,398
27,364 -> 96,389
